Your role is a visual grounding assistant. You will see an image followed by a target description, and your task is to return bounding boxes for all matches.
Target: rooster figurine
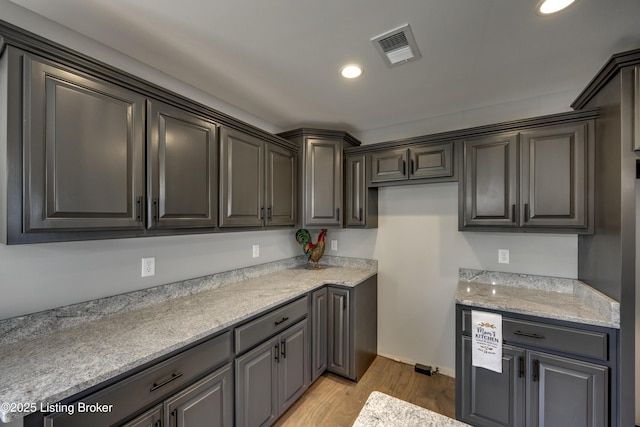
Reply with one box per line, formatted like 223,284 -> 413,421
295,229 -> 328,269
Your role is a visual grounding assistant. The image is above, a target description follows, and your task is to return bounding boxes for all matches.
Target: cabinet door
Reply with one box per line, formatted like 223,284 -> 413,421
265,144 -> 296,226
304,138 -> 342,226
219,127 -> 264,227
520,123 -> 589,229
327,287 -> 350,378
345,154 -> 366,227
527,351 -> 607,427
23,55 -> 145,231
278,319 -> 309,414
459,336 -> 525,427
235,339 -> 278,427
311,288 -> 328,382
370,149 -> 408,183
410,142 -> 453,180
462,133 -> 518,227
147,100 -> 218,229
164,364 -> 233,427
121,404 -> 162,427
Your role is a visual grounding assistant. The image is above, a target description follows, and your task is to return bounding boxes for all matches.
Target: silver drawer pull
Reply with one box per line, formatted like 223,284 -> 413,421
274,316 -> 289,326
514,330 -> 545,339
150,372 -> 183,392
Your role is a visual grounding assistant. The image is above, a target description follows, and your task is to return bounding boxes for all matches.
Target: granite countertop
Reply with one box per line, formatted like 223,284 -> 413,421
0,256 -> 377,423
352,391 -> 469,427
456,269 -> 619,329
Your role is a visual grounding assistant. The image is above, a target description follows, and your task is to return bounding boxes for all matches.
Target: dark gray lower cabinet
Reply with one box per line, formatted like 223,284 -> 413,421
456,306 -> 615,427
311,287 -> 328,382
325,275 -> 378,382
122,404 -> 162,427
459,337 -> 525,427
235,319 -> 308,427
164,365 -> 233,427
30,332 -> 232,427
121,365 -> 233,427
527,351 -> 607,427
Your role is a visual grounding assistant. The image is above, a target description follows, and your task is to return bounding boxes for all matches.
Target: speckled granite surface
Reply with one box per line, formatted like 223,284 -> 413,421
0,256 -> 376,423
352,392 -> 469,427
456,268 -> 619,328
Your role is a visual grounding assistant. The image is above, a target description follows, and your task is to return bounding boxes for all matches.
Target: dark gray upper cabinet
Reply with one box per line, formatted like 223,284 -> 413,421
23,54 -> 146,232
220,127 -> 296,228
265,144 -> 297,226
1,26 -> 300,243
520,123 -> 590,229
370,141 -> 454,185
460,121 -> 594,233
277,129 -> 361,228
304,138 -> 343,227
461,133 -> 518,228
370,148 -> 407,182
219,127 -> 264,227
344,154 -> 377,228
147,99 -> 218,230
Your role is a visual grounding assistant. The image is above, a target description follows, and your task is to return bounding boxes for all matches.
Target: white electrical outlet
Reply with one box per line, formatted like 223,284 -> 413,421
331,240 -> 338,251
141,257 -> 155,277
252,244 -> 259,258
498,249 -> 510,264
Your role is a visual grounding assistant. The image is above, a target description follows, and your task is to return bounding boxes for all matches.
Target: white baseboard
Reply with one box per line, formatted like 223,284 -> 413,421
376,352 -> 456,378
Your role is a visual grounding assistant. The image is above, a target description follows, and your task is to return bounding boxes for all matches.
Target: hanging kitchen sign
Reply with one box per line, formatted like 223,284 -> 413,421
471,310 -> 503,373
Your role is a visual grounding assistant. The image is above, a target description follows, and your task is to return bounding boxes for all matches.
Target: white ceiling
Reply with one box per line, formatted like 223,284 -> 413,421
7,0 -> 640,135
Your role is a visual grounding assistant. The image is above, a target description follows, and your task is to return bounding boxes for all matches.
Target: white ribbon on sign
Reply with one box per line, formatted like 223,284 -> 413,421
471,310 -> 503,373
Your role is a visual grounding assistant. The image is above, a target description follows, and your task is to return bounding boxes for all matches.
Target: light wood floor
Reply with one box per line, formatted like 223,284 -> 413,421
274,356 -> 456,427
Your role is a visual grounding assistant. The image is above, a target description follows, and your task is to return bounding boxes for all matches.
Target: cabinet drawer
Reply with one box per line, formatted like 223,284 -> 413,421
44,331 -> 231,427
461,310 -> 608,361
235,296 -> 309,355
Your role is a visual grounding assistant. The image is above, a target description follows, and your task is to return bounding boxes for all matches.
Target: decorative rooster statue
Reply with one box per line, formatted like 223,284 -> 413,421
295,229 -> 328,269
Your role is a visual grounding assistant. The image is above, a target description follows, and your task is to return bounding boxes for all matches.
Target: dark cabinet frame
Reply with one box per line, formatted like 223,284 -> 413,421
455,305 -> 618,427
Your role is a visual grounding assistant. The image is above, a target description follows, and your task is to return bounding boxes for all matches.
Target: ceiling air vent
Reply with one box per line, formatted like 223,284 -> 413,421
371,23 -> 422,67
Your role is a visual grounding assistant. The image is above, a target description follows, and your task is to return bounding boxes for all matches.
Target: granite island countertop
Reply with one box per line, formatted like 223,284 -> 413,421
352,391 -> 470,427
456,268 -> 619,329
0,256 -> 377,423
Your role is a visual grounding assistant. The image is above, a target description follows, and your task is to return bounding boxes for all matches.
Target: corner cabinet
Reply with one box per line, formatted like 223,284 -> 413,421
460,121 -> 594,233
456,305 -> 617,427
310,275 -> 378,383
219,127 -> 296,228
278,128 -> 361,228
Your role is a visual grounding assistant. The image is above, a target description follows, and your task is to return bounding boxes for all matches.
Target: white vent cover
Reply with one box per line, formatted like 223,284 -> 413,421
371,23 -> 422,67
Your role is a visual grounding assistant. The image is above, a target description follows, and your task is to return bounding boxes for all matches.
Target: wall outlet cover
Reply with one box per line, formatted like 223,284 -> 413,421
141,257 -> 155,277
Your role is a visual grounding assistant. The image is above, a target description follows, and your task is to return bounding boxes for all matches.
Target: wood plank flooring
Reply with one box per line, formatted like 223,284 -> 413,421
274,356 -> 456,427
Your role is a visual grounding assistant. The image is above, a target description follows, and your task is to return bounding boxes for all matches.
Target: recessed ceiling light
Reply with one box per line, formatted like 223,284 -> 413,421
340,64 -> 363,79
536,0 -> 577,15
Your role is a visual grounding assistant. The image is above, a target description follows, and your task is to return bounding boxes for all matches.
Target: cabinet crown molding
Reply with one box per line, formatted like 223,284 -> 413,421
572,46 -> 640,110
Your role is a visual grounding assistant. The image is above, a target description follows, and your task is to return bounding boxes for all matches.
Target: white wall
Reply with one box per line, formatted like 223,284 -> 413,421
367,183 -> 577,376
